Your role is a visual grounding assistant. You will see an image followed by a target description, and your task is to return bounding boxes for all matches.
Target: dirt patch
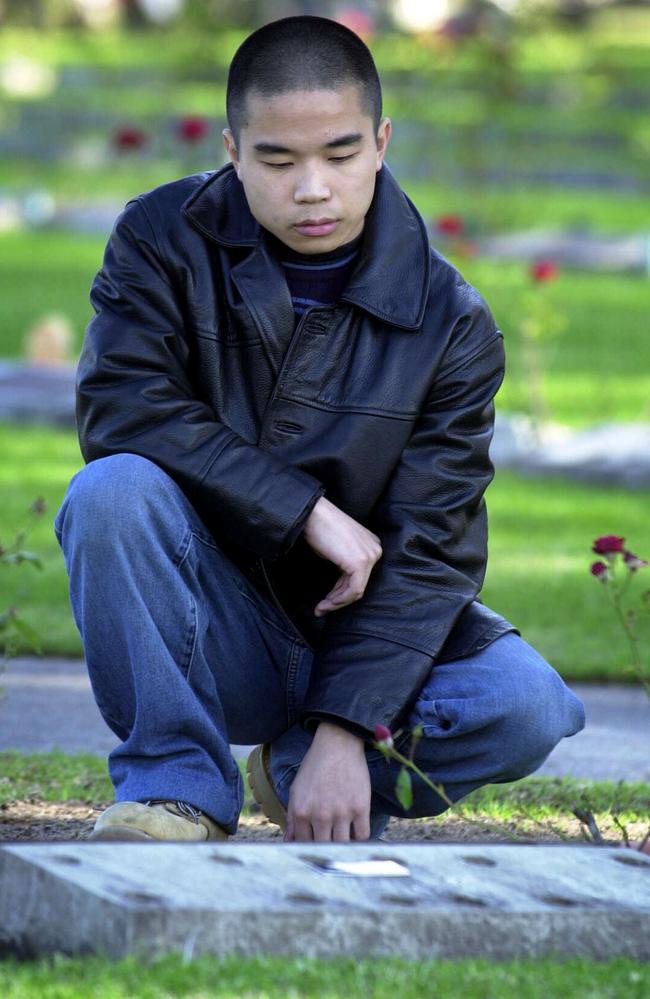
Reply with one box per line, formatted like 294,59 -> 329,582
0,799 -> 646,846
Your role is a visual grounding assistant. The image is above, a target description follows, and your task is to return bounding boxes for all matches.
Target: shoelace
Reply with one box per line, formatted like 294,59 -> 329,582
144,799 -> 203,824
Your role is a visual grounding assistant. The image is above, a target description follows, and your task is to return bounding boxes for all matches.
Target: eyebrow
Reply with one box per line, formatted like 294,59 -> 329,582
253,132 -> 364,155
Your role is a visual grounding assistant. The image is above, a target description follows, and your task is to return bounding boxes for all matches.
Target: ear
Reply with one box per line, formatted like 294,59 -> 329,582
222,128 -> 241,177
375,117 -> 392,171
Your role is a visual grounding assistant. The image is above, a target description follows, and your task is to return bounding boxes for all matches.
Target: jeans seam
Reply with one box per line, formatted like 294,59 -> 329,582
183,592 -> 198,683
285,640 -> 304,725
174,527 -> 199,678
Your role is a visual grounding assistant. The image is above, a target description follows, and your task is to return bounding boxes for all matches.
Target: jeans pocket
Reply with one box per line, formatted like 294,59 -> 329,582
232,578 -> 300,642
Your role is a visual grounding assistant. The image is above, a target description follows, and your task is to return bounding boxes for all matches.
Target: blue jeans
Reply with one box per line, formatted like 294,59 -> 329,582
54,454 -> 585,838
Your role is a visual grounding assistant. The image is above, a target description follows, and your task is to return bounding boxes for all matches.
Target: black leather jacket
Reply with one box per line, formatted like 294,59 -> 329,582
77,162 -> 517,741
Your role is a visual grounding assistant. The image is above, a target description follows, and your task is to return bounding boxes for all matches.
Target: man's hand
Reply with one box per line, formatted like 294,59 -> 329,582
303,496 -> 382,617
284,722 -> 371,842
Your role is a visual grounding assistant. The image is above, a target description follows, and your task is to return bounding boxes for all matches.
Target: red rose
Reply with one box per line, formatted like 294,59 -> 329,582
336,8 -> 375,39
373,723 -> 394,747
436,214 -> 464,236
531,260 -> 559,282
590,561 -> 608,578
592,535 -> 625,555
623,550 -> 649,571
177,116 -> 209,144
113,126 -> 147,152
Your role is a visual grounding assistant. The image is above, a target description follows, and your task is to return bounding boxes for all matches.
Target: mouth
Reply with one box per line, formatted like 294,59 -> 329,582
294,218 -> 338,237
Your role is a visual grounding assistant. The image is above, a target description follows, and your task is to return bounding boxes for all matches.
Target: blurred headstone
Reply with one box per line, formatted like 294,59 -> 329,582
136,0 -> 185,24
24,314 -> 75,367
71,0 -> 121,29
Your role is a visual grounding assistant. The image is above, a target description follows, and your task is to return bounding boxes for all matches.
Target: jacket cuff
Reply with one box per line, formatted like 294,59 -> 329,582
298,632 -> 434,741
281,483 -> 326,555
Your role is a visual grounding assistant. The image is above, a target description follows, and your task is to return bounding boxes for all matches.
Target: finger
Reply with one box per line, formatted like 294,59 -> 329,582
292,816 -> 315,842
283,818 -> 295,843
352,814 -> 371,841
332,819 -> 352,843
320,570 -> 366,610
311,820 -> 334,842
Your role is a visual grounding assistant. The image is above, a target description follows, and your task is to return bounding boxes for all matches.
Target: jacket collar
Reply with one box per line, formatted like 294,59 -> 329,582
182,163 -> 431,331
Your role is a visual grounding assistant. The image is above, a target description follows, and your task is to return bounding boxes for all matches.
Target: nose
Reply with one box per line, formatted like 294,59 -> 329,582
293,165 -> 331,204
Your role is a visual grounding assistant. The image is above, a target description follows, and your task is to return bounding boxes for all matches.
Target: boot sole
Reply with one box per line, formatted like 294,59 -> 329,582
246,744 -> 287,832
88,825 -> 156,842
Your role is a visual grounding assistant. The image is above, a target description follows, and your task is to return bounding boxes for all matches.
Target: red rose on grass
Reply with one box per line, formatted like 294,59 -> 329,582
113,126 -> 147,152
592,535 -> 626,555
336,8 -> 375,39
623,550 -> 649,571
373,723 -> 394,748
531,260 -> 559,283
590,561 -> 609,579
436,214 -> 464,236
177,116 -> 209,144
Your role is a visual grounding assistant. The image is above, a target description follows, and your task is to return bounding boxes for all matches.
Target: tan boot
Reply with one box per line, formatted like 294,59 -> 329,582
246,744 -> 287,832
89,799 -> 228,842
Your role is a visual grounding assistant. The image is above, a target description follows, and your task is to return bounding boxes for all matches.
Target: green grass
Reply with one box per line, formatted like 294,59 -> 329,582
1,750 -> 648,827
0,230 -> 102,359
1,425 -> 649,679
0,953 -> 648,998
403,177 -> 650,235
481,470 -> 650,682
0,750 -> 111,804
0,425 -> 83,655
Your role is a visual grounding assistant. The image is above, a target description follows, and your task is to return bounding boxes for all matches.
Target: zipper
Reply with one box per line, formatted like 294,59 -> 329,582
258,558 -> 314,651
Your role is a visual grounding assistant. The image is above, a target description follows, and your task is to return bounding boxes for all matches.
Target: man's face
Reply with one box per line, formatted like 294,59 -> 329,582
223,84 -> 391,253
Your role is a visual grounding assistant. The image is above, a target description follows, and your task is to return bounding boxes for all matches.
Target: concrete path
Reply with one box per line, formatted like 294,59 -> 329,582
1,657 -> 648,782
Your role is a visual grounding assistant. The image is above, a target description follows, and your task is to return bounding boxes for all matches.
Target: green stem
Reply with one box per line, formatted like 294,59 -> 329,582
609,584 -> 650,697
388,747 -> 454,808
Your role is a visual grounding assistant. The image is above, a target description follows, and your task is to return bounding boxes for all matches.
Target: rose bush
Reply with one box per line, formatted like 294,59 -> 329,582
590,534 -> 649,695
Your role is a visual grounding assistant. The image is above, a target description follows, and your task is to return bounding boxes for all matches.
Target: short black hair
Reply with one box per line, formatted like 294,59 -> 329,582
226,16 -> 383,146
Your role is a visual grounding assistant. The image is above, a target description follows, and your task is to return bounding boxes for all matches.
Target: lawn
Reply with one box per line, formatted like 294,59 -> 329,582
2,750 -> 648,831
1,424 -> 648,682
0,953 -> 647,998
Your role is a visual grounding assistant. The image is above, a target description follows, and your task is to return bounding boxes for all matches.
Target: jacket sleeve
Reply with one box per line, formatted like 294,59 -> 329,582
299,301 -> 505,740
76,197 -> 325,559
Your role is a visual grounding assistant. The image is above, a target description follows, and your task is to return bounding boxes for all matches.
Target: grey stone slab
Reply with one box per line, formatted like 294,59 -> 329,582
0,361 -> 76,427
477,229 -> 650,272
0,843 -> 649,960
491,416 -> 650,489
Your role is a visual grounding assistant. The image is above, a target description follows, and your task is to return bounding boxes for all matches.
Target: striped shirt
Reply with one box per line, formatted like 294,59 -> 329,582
267,232 -> 363,320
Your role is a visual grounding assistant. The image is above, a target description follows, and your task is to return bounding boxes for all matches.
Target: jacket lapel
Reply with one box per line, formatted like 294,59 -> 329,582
230,243 -> 295,378
181,162 -> 431,332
